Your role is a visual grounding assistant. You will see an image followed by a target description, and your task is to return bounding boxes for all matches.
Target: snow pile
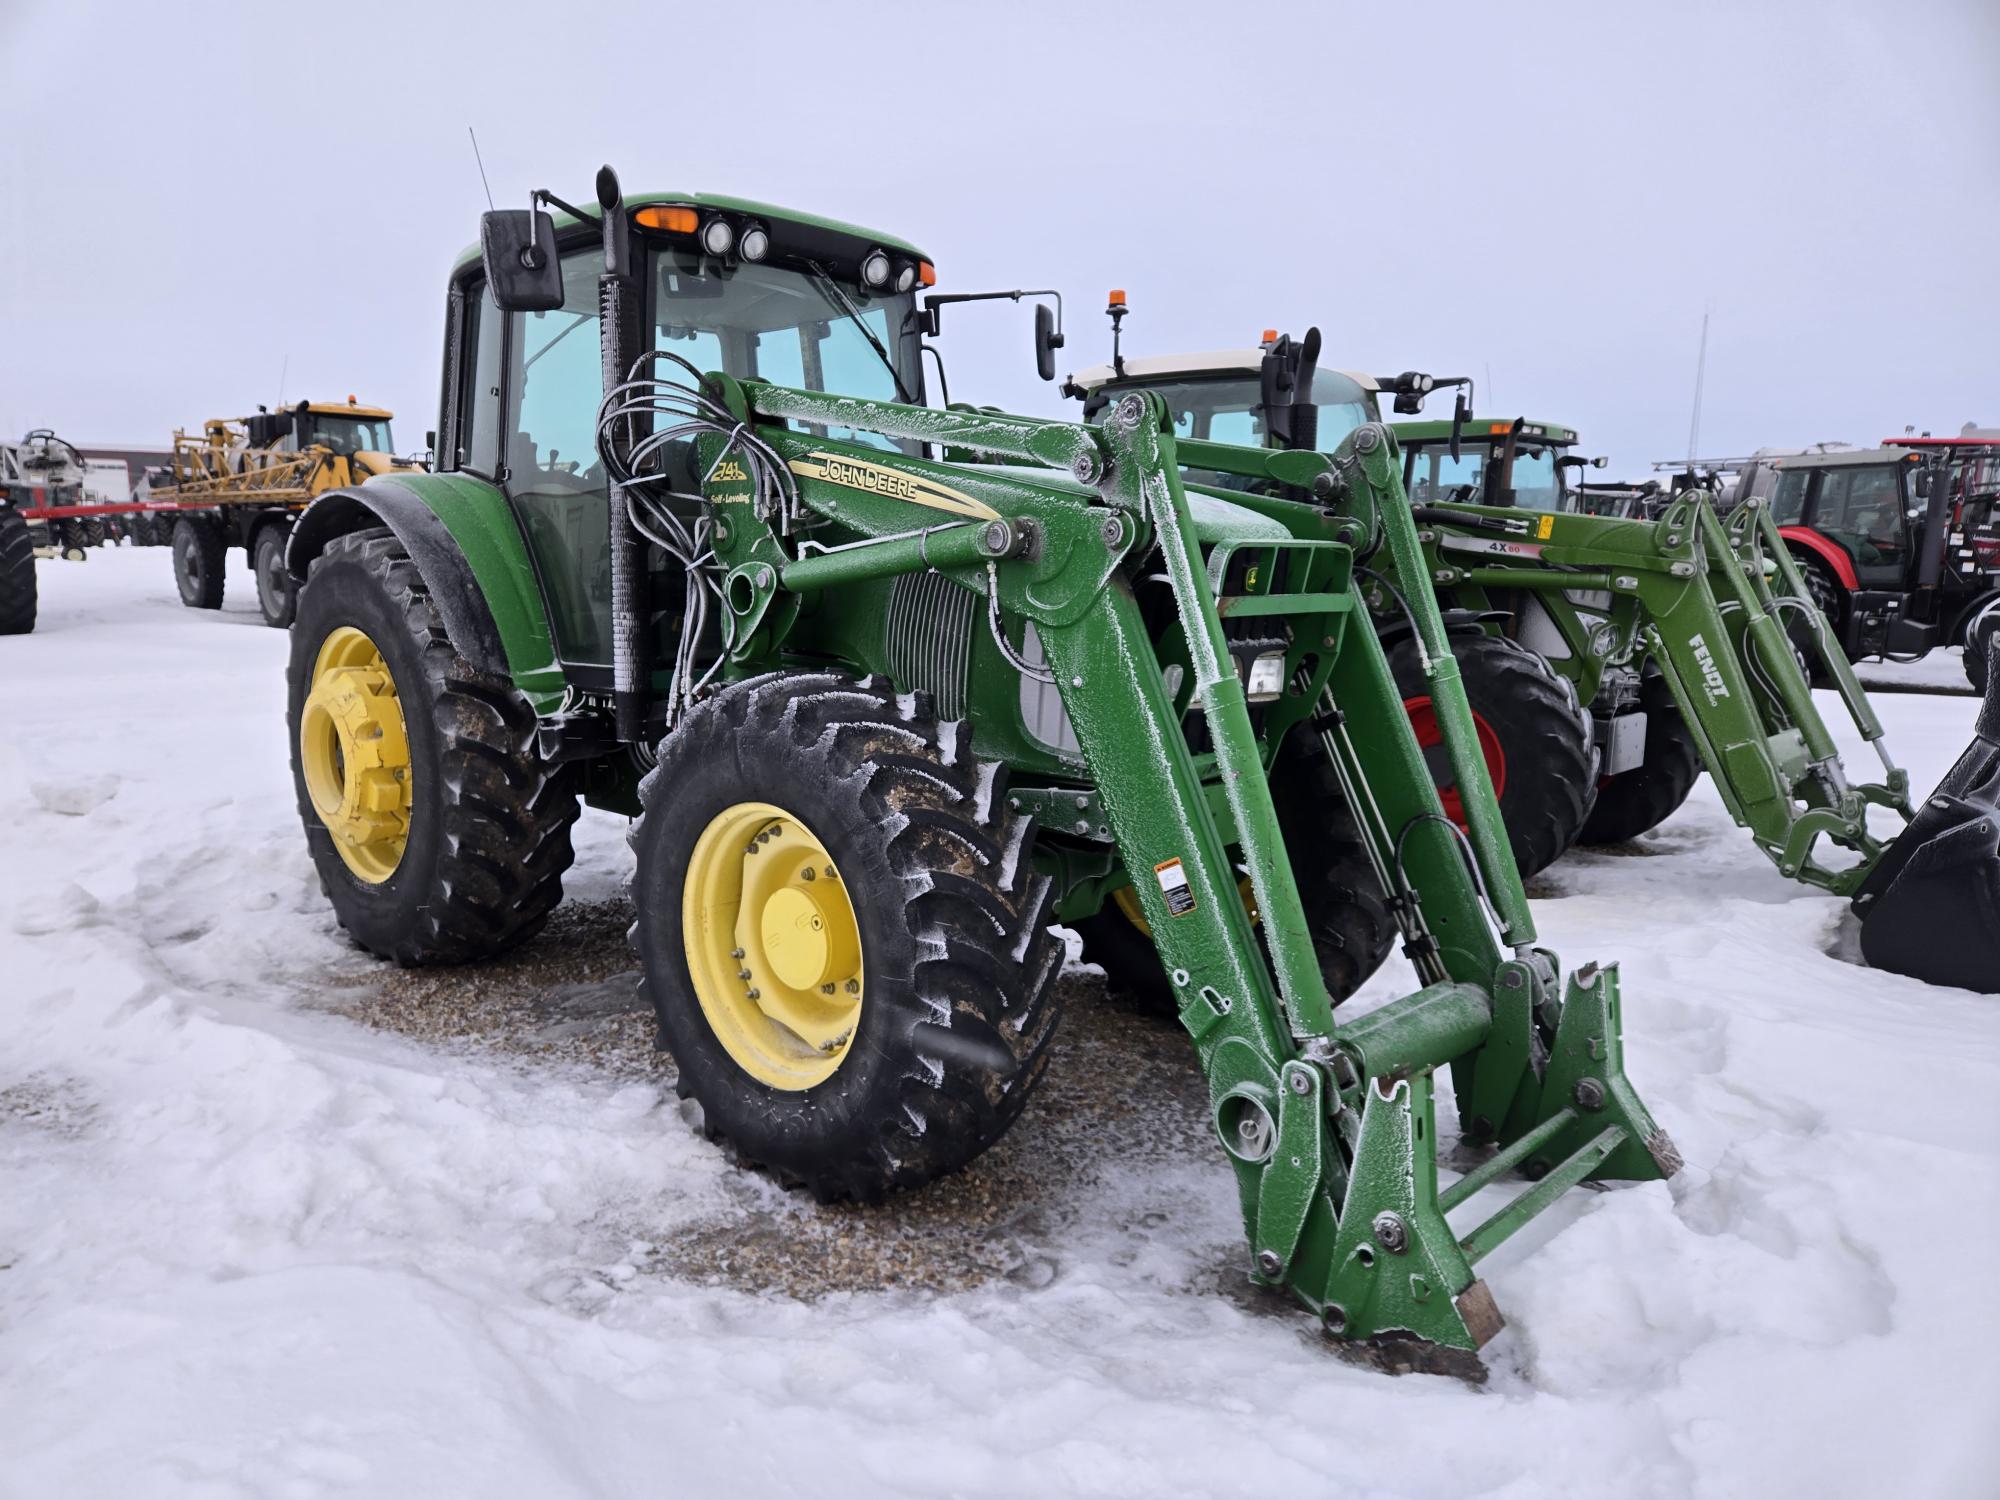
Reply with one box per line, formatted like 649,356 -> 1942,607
2,550 -> 1996,1498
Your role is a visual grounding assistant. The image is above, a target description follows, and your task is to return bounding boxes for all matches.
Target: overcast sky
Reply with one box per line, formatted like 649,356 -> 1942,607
2,0 -> 1993,476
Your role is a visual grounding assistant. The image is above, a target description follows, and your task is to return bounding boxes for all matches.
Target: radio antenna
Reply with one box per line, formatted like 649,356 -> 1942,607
468,127 -> 496,212
1686,305 -> 1711,468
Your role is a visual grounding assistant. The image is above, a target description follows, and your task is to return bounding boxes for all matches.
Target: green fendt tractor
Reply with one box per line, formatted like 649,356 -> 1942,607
1068,323 -> 2000,993
283,167 -> 1680,1363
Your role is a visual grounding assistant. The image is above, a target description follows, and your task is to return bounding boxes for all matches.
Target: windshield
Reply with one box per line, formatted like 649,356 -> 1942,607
302,415 -> 393,455
651,250 -> 924,453
1510,445 -> 1565,511
1101,368 -> 1378,490
1404,439 -> 1570,511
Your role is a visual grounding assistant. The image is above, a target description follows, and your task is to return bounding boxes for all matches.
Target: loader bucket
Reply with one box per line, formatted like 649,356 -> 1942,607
1853,667 -> 2000,994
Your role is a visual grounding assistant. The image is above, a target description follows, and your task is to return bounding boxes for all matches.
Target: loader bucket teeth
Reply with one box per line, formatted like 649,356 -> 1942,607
1854,668 -> 2000,994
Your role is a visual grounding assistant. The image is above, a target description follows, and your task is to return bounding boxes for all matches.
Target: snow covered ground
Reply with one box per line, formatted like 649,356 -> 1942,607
3,547 -> 1997,1499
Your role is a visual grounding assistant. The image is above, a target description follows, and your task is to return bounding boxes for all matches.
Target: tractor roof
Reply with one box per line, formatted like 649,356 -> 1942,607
1766,446 -> 1923,471
1883,434 -> 2000,450
452,190 -> 929,277
299,401 -> 393,420
1395,416 -> 1580,446
1065,350 -> 1379,394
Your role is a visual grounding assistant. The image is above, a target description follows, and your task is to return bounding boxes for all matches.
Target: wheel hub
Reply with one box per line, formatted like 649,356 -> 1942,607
300,625 -> 412,883
683,802 -> 864,1090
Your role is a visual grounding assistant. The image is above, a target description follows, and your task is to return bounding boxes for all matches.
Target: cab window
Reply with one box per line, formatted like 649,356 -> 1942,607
506,249 -> 613,663
1770,468 -> 1810,525
651,253 -> 922,454
1813,464 -> 1908,587
1406,443 -> 1489,503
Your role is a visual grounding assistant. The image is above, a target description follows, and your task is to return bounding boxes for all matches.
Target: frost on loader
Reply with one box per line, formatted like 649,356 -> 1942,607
281,167 -> 1678,1363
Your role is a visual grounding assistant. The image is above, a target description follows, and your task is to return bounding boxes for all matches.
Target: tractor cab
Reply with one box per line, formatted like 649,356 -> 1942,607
1758,445 -> 1998,661
437,184 -> 1060,686
255,401 -> 397,461
1063,327 -> 1383,492
1395,417 -> 1598,513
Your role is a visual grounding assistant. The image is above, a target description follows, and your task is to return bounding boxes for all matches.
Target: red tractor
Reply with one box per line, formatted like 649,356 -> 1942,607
1738,436 -> 2000,689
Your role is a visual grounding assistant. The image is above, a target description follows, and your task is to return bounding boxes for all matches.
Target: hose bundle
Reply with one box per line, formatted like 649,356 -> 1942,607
593,353 -> 801,732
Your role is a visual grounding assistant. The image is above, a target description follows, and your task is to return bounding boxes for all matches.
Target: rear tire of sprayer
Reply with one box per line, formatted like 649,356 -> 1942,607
172,517 -> 226,610
1386,631 -> 1597,879
1578,667 -> 1701,844
254,524 -> 298,628
0,506 -> 37,635
1074,734 -> 1395,1016
287,527 -> 579,965
631,671 -> 1064,1202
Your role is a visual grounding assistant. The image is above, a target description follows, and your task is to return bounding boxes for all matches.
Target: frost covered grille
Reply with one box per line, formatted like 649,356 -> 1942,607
1018,623 -> 1080,755
885,571 -> 975,718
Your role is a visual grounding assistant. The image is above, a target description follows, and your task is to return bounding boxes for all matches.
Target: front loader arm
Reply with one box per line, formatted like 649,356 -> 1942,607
681,375 -> 1676,1357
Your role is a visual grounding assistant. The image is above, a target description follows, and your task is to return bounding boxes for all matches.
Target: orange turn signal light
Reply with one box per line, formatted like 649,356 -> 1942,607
1261,328 -> 1279,344
1107,288 -> 1127,307
1488,422 -> 1511,434
635,205 -> 699,234
918,260 -> 937,286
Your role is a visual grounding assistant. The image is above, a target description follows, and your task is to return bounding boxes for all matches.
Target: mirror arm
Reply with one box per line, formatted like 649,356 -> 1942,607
534,188 -> 603,233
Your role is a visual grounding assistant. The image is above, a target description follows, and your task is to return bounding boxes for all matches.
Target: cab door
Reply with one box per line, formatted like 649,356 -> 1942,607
1808,464 -> 1912,590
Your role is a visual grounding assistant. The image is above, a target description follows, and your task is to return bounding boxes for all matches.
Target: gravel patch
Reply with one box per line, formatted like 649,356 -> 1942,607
337,899 -> 1224,1301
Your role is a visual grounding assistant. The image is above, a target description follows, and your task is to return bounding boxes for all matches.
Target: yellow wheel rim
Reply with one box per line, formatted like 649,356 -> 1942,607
299,625 -> 412,884
683,802 -> 865,1091
1113,874 -> 1260,936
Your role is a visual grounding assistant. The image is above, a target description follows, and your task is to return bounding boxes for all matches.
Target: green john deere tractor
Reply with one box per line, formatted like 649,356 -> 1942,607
1067,322 -> 2000,993
283,167 -> 1681,1363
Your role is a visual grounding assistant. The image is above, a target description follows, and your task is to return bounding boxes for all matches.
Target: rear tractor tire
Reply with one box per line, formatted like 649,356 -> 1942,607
1386,631 -> 1597,879
287,527 -> 580,964
631,671 -> 1064,1202
1786,557 -> 1847,680
0,506 -> 37,635
171,516 -> 227,610
1074,733 -> 1395,1015
253,523 -> 298,628
1578,667 -> 1701,845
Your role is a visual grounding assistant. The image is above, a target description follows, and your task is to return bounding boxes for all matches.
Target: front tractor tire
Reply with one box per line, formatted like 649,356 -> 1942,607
1577,668 -> 1702,845
287,527 -> 579,965
631,672 -> 1064,1202
171,516 -> 226,609
253,523 -> 298,628
1386,631 -> 1597,880
0,506 -> 36,635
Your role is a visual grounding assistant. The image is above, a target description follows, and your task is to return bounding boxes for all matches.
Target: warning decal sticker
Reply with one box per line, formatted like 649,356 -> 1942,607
1155,858 -> 1197,917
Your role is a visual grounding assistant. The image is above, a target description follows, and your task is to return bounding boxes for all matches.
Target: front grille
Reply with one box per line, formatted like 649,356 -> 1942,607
885,570 -> 976,718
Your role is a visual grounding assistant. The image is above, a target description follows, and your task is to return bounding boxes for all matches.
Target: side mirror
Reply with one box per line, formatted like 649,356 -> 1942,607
1449,389 -> 1471,464
1914,468 -> 1933,498
1034,302 -> 1063,382
481,209 -> 564,312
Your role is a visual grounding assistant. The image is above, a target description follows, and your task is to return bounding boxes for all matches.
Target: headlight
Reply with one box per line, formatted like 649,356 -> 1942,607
739,223 -> 770,262
894,262 -> 918,293
1243,651 -> 1287,703
860,249 -> 891,288
700,217 -> 735,257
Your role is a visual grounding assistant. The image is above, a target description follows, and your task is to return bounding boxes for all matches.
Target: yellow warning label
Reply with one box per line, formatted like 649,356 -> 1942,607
1536,514 -> 1555,540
